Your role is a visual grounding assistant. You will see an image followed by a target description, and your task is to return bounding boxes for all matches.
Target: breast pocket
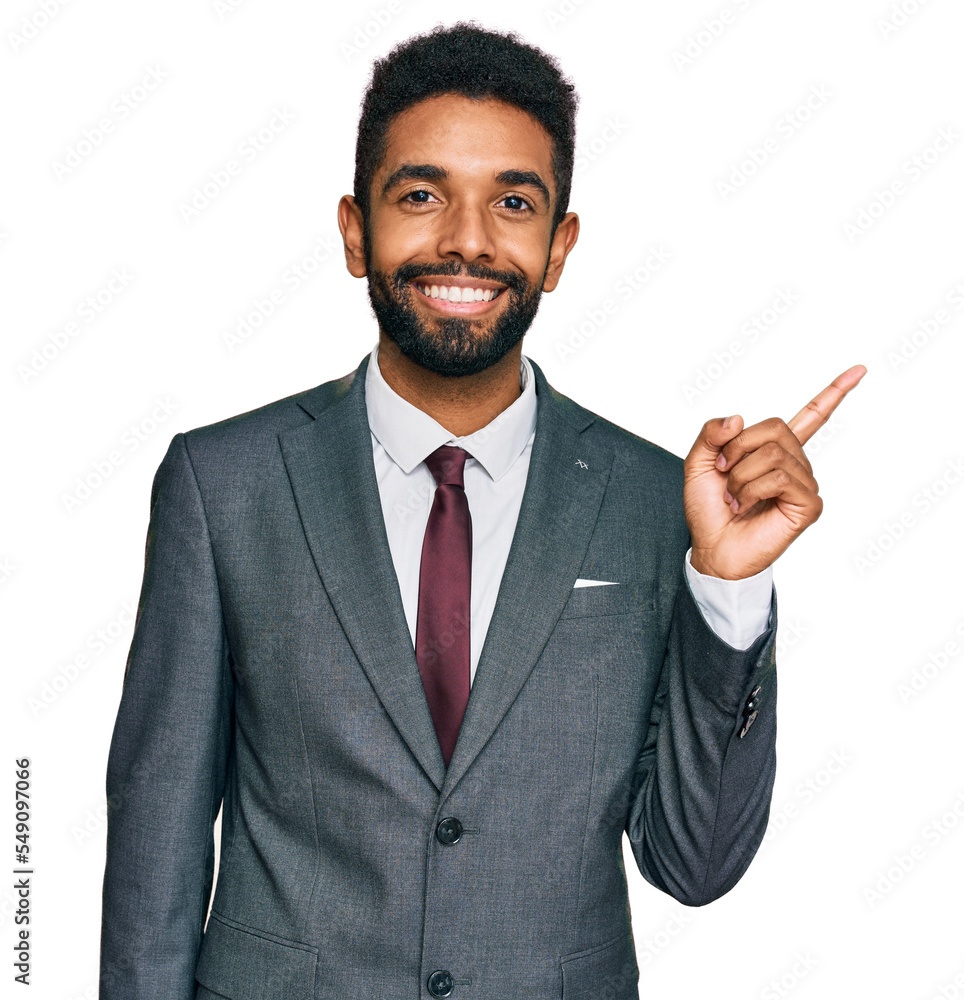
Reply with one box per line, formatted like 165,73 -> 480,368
558,582 -> 656,620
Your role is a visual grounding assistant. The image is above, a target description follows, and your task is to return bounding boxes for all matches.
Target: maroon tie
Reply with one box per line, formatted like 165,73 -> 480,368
416,446 -> 472,767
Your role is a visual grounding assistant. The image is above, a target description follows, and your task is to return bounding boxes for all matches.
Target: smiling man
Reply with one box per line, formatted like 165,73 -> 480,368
99,22 -> 863,1000
353,92 -> 567,385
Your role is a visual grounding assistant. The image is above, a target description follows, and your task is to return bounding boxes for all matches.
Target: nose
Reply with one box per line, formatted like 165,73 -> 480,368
435,198 -> 496,263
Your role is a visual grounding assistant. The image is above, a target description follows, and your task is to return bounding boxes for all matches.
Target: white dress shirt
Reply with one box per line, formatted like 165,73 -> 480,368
364,342 -> 772,683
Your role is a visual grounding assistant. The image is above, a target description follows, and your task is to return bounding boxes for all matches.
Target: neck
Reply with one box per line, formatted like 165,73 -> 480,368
376,333 -> 524,437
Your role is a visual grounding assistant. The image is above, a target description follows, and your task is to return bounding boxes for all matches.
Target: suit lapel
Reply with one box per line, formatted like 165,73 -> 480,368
441,361 -> 615,798
279,354 -> 615,800
279,355 -> 448,791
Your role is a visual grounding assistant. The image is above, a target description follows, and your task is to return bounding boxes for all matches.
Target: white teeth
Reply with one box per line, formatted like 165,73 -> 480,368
416,282 -> 501,302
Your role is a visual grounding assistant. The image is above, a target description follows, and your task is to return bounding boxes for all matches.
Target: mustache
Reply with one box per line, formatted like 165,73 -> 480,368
391,261 -> 527,292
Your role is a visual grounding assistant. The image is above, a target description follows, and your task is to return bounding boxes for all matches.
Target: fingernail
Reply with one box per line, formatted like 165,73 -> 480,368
723,490 -> 733,504
723,414 -> 736,429
729,498 -> 740,512
716,454 -> 727,469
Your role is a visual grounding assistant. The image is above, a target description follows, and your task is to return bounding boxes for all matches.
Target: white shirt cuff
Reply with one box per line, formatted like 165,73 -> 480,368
683,548 -> 773,651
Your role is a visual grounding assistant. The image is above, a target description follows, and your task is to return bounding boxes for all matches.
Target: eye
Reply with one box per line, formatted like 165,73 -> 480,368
498,194 -> 533,212
402,189 -> 439,204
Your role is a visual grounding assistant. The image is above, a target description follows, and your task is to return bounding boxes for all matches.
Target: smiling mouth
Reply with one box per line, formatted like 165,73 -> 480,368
412,281 -> 505,303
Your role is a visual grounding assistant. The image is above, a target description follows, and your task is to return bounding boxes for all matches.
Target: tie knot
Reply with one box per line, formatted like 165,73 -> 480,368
424,445 -> 469,488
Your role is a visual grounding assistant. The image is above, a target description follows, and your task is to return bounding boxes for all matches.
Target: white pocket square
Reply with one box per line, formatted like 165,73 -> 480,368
573,579 -> 619,588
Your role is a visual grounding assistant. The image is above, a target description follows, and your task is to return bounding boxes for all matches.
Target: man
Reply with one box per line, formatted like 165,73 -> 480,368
99,23 -> 863,1000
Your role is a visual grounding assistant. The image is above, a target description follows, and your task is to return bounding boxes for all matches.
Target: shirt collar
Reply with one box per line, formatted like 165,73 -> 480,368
365,341 -> 537,481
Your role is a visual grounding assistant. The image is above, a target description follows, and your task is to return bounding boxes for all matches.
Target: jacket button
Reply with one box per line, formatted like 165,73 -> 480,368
744,685 -> 762,714
427,970 -> 455,997
739,710 -> 758,738
436,817 -> 463,845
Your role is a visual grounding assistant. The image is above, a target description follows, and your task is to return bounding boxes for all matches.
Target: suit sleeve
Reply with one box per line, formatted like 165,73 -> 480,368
626,574 -> 777,906
100,433 -> 234,1000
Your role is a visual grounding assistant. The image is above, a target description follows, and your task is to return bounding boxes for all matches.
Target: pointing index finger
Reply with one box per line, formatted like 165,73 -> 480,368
788,364 -> 867,445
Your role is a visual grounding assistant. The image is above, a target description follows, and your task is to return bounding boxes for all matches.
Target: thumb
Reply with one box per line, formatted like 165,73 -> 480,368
685,414 -> 744,473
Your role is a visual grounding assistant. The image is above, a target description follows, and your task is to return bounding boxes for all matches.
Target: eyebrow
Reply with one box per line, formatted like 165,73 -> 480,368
381,163 -> 447,196
495,169 -> 551,207
380,163 -> 551,207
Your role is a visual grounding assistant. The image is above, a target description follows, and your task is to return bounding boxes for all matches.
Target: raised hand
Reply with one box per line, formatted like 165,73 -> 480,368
684,365 -> 867,580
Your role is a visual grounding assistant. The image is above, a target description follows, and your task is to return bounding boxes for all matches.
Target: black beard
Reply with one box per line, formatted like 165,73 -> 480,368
366,260 -> 545,377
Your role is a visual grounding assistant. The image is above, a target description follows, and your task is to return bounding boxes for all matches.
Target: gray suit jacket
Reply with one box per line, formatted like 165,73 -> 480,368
99,354 -> 777,1000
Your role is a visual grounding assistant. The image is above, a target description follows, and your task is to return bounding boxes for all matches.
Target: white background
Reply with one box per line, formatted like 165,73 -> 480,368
3,0 -> 963,997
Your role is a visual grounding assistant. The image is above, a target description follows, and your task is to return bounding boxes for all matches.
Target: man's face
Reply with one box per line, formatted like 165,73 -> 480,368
350,93 -> 574,377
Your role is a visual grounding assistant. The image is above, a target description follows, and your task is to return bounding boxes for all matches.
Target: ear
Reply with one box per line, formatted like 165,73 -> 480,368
542,212 -> 579,292
337,195 -> 368,277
